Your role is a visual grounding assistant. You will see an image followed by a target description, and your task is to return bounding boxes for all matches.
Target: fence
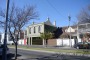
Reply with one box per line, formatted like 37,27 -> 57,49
57,39 -> 75,47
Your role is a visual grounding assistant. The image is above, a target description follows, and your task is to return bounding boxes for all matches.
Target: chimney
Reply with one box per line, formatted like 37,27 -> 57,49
47,17 -> 50,21
53,21 -> 56,26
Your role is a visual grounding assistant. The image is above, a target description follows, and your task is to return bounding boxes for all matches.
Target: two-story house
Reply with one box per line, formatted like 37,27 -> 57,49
63,23 -> 90,43
62,26 -> 82,44
24,18 -> 57,45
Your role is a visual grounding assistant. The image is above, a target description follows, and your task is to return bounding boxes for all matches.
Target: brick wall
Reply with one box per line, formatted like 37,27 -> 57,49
47,39 -> 57,46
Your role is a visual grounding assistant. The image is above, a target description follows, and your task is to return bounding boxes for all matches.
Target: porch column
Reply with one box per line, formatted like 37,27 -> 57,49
28,37 -> 30,46
43,39 -> 45,46
31,37 -> 32,45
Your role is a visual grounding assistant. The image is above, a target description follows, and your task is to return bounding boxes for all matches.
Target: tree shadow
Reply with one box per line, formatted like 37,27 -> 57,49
0,53 -> 21,60
37,54 -> 90,60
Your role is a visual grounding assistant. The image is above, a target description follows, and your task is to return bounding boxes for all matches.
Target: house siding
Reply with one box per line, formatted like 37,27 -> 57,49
28,23 -> 44,37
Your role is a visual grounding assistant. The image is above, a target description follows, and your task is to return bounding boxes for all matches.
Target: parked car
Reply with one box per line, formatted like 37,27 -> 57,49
74,42 -> 90,49
0,44 -> 9,56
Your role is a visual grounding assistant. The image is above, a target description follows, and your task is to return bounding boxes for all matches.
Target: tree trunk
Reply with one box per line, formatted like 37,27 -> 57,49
15,34 -> 19,60
15,42 -> 17,60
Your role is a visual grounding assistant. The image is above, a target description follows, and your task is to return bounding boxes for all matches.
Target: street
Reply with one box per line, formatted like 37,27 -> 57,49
0,48 -> 90,60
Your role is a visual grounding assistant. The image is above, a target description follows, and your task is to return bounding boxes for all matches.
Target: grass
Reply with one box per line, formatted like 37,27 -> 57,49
8,45 -> 90,54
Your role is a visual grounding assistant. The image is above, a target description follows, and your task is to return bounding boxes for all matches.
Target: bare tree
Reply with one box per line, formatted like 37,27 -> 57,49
77,5 -> 90,24
0,4 -> 38,59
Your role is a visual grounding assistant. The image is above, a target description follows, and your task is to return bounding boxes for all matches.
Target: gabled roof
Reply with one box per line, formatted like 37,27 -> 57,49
62,25 -> 77,31
62,25 -> 77,34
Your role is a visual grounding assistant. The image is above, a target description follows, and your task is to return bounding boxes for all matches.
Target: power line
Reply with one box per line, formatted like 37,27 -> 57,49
46,0 -> 65,18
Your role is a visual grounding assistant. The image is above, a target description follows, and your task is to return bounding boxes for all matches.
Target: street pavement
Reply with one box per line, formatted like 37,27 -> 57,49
0,48 -> 90,60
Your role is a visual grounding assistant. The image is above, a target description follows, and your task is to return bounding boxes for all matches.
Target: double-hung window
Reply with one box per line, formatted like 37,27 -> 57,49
29,28 -> 31,34
34,27 -> 36,33
38,26 -> 41,33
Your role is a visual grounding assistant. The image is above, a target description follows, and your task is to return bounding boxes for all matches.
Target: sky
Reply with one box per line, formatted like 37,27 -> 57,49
0,0 -> 90,27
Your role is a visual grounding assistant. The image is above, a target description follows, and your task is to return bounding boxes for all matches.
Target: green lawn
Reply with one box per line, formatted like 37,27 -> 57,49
8,45 -> 90,54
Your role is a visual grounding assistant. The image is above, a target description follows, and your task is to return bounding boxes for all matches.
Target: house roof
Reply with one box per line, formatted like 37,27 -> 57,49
61,25 -> 77,35
62,25 -> 77,31
44,18 -> 56,27
28,17 -> 56,27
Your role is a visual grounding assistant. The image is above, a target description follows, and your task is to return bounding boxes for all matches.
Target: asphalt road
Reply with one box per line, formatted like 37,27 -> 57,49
0,48 -> 90,60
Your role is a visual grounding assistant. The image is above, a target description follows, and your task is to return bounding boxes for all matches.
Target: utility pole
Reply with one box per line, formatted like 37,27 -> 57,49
77,20 -> 79,42
68,15 -> 72,47
2,0 -> 9,60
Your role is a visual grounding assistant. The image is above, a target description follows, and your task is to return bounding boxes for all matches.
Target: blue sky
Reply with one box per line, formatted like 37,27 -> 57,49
0,0 -> 90,27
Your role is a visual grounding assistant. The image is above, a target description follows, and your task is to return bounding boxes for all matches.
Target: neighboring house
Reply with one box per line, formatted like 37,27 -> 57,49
47,26 -> 78,47
62,26 -> 78,39
78,23 -> 90,34
45,25 -> 80,47
0,30 -> 25,45
24,18 -> 57,45
78,23 -> 90,42
62,23 -> 90,43
0,33 -> 13,44
14,30 -> 25,45
19,30 -> 24,39
62,26 -> 78,38
18,31 -> 27,45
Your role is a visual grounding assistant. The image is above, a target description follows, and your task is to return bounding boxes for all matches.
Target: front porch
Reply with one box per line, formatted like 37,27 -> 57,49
27,37 -> 43,45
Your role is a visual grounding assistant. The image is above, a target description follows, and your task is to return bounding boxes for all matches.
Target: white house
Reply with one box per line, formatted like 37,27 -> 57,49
24,18 -> 57,45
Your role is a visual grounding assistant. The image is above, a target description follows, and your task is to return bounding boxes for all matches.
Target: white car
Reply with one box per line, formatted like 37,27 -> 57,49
0,44 -> 9,56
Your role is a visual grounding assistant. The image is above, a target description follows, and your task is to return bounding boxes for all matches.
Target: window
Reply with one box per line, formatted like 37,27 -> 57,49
79,25 -> 86,29
38,26 -> 41,33
87,24 -> 90,28
29,28 -> 31,34
34,27 -> 36,33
